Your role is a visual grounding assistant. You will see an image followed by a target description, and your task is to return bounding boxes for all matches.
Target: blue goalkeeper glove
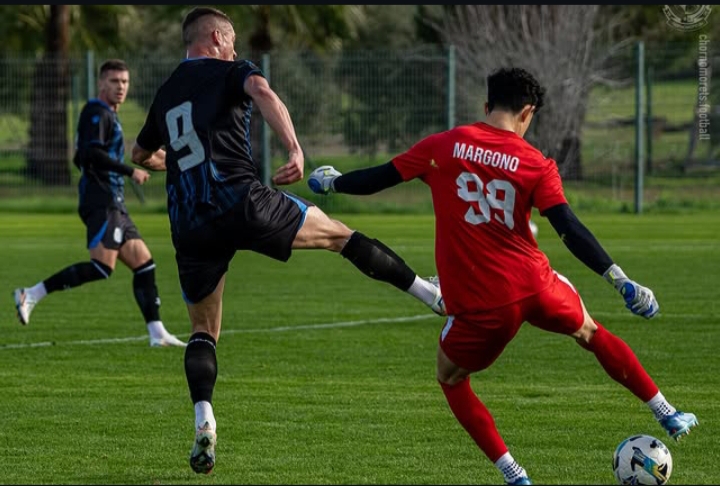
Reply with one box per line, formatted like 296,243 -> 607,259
603,264 -> 659,319
308,165 -> 342,195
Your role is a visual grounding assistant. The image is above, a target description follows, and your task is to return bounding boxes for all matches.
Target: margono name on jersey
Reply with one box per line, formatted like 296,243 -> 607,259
452,142 -> 520,172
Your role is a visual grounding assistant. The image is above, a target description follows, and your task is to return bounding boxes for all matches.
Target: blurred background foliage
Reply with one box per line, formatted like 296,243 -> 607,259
2,5 -> 717,59
0,5 -> 717,214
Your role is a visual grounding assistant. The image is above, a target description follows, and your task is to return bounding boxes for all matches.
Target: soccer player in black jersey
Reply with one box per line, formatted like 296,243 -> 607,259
131,6 -> 445,474
13,59 -> 185,348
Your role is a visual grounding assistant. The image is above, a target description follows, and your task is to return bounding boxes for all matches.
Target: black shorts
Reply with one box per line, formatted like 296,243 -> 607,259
172,181 -> 313,304
81,208 -> 141,250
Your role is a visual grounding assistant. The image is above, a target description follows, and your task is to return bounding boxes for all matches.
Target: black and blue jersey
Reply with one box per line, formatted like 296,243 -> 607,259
136,58 -> 263,235
74,99 -> 130,216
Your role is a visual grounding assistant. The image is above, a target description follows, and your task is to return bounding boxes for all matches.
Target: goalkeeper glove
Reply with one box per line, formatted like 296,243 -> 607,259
308,165 -> 342,195
603,264 -> 659,319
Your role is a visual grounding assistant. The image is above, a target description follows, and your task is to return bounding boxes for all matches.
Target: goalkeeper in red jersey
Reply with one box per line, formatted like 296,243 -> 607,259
308,67 -> 698,485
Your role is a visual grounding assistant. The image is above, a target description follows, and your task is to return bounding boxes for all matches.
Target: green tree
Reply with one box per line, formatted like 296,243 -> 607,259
27,5 -> 71,185
428,5 -> 637,180
336,6 -> 449,156
0,5 -> 138,185
229,5 -> 368,181
92,5 -> 370,180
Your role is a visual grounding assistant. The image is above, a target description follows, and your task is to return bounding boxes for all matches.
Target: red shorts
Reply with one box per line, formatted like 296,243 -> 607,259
439,271 -> 585,372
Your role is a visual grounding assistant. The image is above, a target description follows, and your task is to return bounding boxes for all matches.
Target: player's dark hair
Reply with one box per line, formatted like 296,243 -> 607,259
99,59 -> 128,78
486,67 -> 545,114
182,6 -> 233,47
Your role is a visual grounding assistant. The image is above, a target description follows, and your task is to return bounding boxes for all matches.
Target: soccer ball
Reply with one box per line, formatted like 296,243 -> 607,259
612,434 -> 673,485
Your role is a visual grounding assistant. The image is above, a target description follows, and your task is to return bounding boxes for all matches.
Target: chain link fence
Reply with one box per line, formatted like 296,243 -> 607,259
0,42 -> 718,213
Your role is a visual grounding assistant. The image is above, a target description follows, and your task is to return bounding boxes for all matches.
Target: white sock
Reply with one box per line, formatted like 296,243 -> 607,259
406,276 -> 438,306
647,391 -> 677,421
146,320 -> 168,340
28,282 -> 47,301
495,452 -> 527,483
195,401 -> 216,431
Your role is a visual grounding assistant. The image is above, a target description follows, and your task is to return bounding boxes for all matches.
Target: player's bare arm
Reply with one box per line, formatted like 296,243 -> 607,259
243,74 -> 303,186
131,144 -> 167,172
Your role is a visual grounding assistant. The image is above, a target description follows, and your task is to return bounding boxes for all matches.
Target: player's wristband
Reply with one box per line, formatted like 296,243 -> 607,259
603,264 -> 629,290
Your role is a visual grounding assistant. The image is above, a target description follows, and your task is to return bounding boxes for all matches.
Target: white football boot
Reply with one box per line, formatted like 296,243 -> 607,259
13,288 -> 37,326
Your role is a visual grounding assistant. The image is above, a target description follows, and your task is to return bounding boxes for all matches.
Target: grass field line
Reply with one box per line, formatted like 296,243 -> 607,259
0,310 -> 711,352
0,314 -> 438,351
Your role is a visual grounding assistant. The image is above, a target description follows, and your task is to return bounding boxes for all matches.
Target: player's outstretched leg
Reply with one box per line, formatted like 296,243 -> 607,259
14,260 -> 114,325
340,231 -> 446,316
581,322 -> 699,441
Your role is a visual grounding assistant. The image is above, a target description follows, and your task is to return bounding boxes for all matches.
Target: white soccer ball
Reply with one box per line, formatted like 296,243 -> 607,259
612,434 -> 673,485
529,220 -> 539,238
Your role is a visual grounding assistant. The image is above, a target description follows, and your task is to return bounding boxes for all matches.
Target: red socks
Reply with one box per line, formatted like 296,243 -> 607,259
585,322 -> 659,402
438,323 -> 658,465
440,378 -> 508,462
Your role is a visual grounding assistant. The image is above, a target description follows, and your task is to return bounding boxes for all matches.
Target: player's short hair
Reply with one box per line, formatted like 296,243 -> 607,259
182,6 -> 233,47
486,67 -> 545,114
99,59 -> 128,78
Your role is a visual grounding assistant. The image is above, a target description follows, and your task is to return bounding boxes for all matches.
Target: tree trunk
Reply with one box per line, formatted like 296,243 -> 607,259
553,98 -> 588,181
434,6 -> 612,184
27,5 -> 71,186
554,135 -> 583,181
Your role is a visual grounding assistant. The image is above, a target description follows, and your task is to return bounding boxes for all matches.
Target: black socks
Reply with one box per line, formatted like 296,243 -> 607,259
340,232 -> 415,291
43,259 -> 112,293
132,259 -> 161,323
185,332 -> 218,404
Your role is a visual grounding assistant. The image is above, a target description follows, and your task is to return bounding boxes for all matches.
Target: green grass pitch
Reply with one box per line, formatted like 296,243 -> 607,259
0,211 -> 717,484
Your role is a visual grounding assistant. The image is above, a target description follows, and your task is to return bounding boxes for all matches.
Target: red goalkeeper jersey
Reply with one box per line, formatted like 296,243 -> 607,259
392,122 -> 568,315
